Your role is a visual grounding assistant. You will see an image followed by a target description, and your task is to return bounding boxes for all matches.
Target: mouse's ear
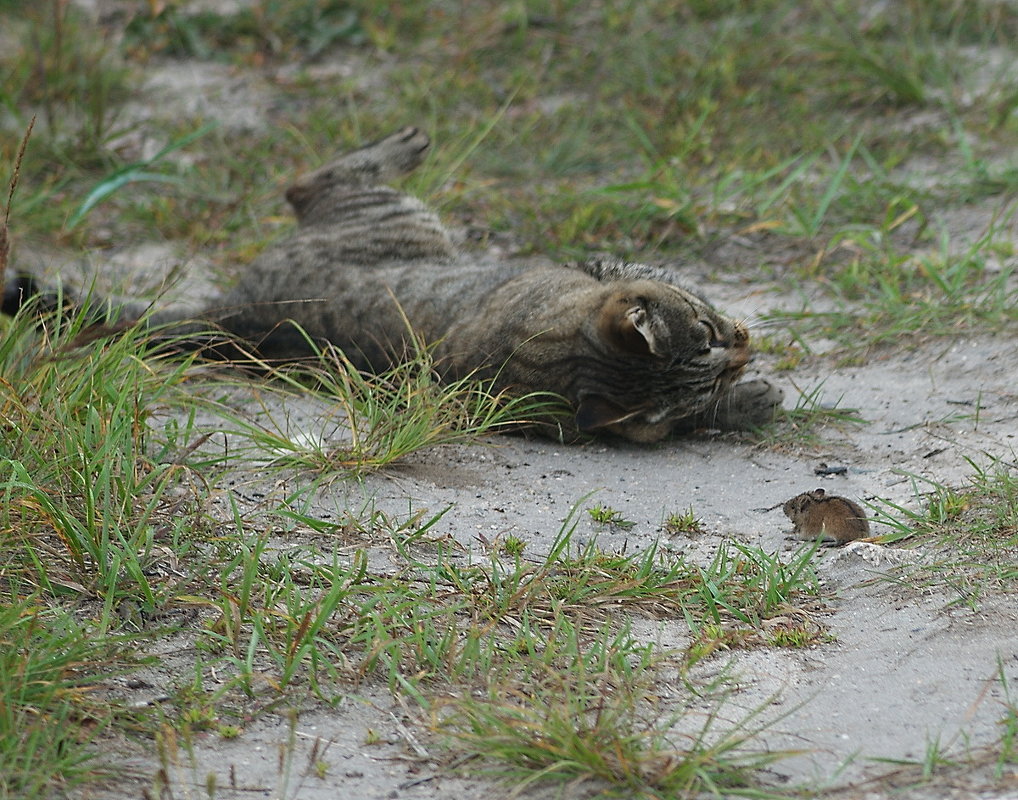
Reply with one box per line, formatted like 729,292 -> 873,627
811,488 -> 827,499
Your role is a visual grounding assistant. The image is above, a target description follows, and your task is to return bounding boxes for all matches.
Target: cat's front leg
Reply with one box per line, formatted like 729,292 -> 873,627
681,379 -> 784,432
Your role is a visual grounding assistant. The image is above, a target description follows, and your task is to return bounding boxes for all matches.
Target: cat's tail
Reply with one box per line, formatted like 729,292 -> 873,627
1,270 -> 255,359
2,273 -> 64,317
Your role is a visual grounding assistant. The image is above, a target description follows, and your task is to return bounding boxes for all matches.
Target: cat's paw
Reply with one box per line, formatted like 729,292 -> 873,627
716,378 -> 784,430
351,126 -> 430,176
286,127 -> 431,211
676,379 -> 783,432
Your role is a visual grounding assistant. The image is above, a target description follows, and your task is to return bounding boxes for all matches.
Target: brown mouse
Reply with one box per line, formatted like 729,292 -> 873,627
782,488 -> 870,546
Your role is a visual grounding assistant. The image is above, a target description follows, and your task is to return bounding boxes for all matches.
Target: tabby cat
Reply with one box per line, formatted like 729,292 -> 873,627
9,127 -> 782,442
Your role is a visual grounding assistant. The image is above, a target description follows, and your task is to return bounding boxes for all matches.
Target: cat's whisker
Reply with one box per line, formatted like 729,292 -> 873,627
737,304 -> 776,332
754,315 -> 780,329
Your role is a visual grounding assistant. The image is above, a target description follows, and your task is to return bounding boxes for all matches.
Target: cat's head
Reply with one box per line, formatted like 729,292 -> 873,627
571,280 -> 752,442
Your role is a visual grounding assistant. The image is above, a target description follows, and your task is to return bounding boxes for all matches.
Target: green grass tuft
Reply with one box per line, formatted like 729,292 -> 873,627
0,597 -> 133,798
871,459 -> 1018,608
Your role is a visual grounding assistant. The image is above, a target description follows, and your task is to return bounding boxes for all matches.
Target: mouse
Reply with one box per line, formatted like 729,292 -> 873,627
782,488 -> 870,546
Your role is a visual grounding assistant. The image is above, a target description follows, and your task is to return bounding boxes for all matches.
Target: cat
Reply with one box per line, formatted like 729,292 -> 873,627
5,126 -> 782,442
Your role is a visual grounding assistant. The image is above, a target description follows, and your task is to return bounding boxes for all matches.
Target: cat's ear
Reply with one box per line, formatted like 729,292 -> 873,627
606,304 -> 660,356
575,394 -> 644,432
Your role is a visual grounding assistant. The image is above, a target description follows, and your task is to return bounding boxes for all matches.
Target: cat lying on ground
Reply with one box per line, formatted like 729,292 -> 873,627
4,126 -> 782,442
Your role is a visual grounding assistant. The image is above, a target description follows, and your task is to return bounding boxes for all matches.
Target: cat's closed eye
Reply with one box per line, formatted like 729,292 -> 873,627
698,319 -> 721,349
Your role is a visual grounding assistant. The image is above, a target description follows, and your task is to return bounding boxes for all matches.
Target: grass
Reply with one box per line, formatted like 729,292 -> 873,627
206,509 -> 823,697
0,298 -> 570,785
0,598 -> 133,799
868,458 -> 1018,608
65,123 -> 218,230
123,1 -> 365,63
0,292 -> 823,793
4,0 -> 1016,262
766,220 -> 1018,351
587,502 -> 636,530
0,1 -> 132,166
756,379 -> 867,447
213,338 -> 561,476
1,0 -> 1018,796
0,302 -> 206,611
439,658 -> 791,798
866,658 -> 1018,791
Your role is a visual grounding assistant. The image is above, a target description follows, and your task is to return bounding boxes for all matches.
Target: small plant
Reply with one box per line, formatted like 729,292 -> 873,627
686,623 -> 754,665
925,486 -> 971,524
1,1 -> 133,161
766,224 -> 1018,353
0,302 -> 208,610
867,657 -> 1018,788
663,507 -> 704,535
752,333 -> 808,372
587,504 -> 635,530
123,1 -> 364,62
0,599 -> 128,797
767,623 -> 832,649
441,661 -> 791,797
4,2 -> 1017,796
501,535 -> 526,557
754,136 -> 864,239
179,705 -> 218,732
66,123 -> 216,230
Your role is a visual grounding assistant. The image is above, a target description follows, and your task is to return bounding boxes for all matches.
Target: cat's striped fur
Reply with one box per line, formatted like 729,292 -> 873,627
16,127 -> 783,442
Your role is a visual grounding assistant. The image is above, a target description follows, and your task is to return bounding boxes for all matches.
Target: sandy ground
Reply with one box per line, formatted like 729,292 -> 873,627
68,264 -> 1018,799
24,8 -> 1016,798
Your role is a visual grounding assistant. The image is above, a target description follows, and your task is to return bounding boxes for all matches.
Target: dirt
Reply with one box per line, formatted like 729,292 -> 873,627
71,272 -> 1018,799
36,4 -> 1018,799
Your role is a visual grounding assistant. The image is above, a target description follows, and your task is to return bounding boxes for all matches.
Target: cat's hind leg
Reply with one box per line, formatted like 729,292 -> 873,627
285,127 -> 430,216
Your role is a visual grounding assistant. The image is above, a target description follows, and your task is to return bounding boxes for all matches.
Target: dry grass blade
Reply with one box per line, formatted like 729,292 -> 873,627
0,116 -> 36,290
